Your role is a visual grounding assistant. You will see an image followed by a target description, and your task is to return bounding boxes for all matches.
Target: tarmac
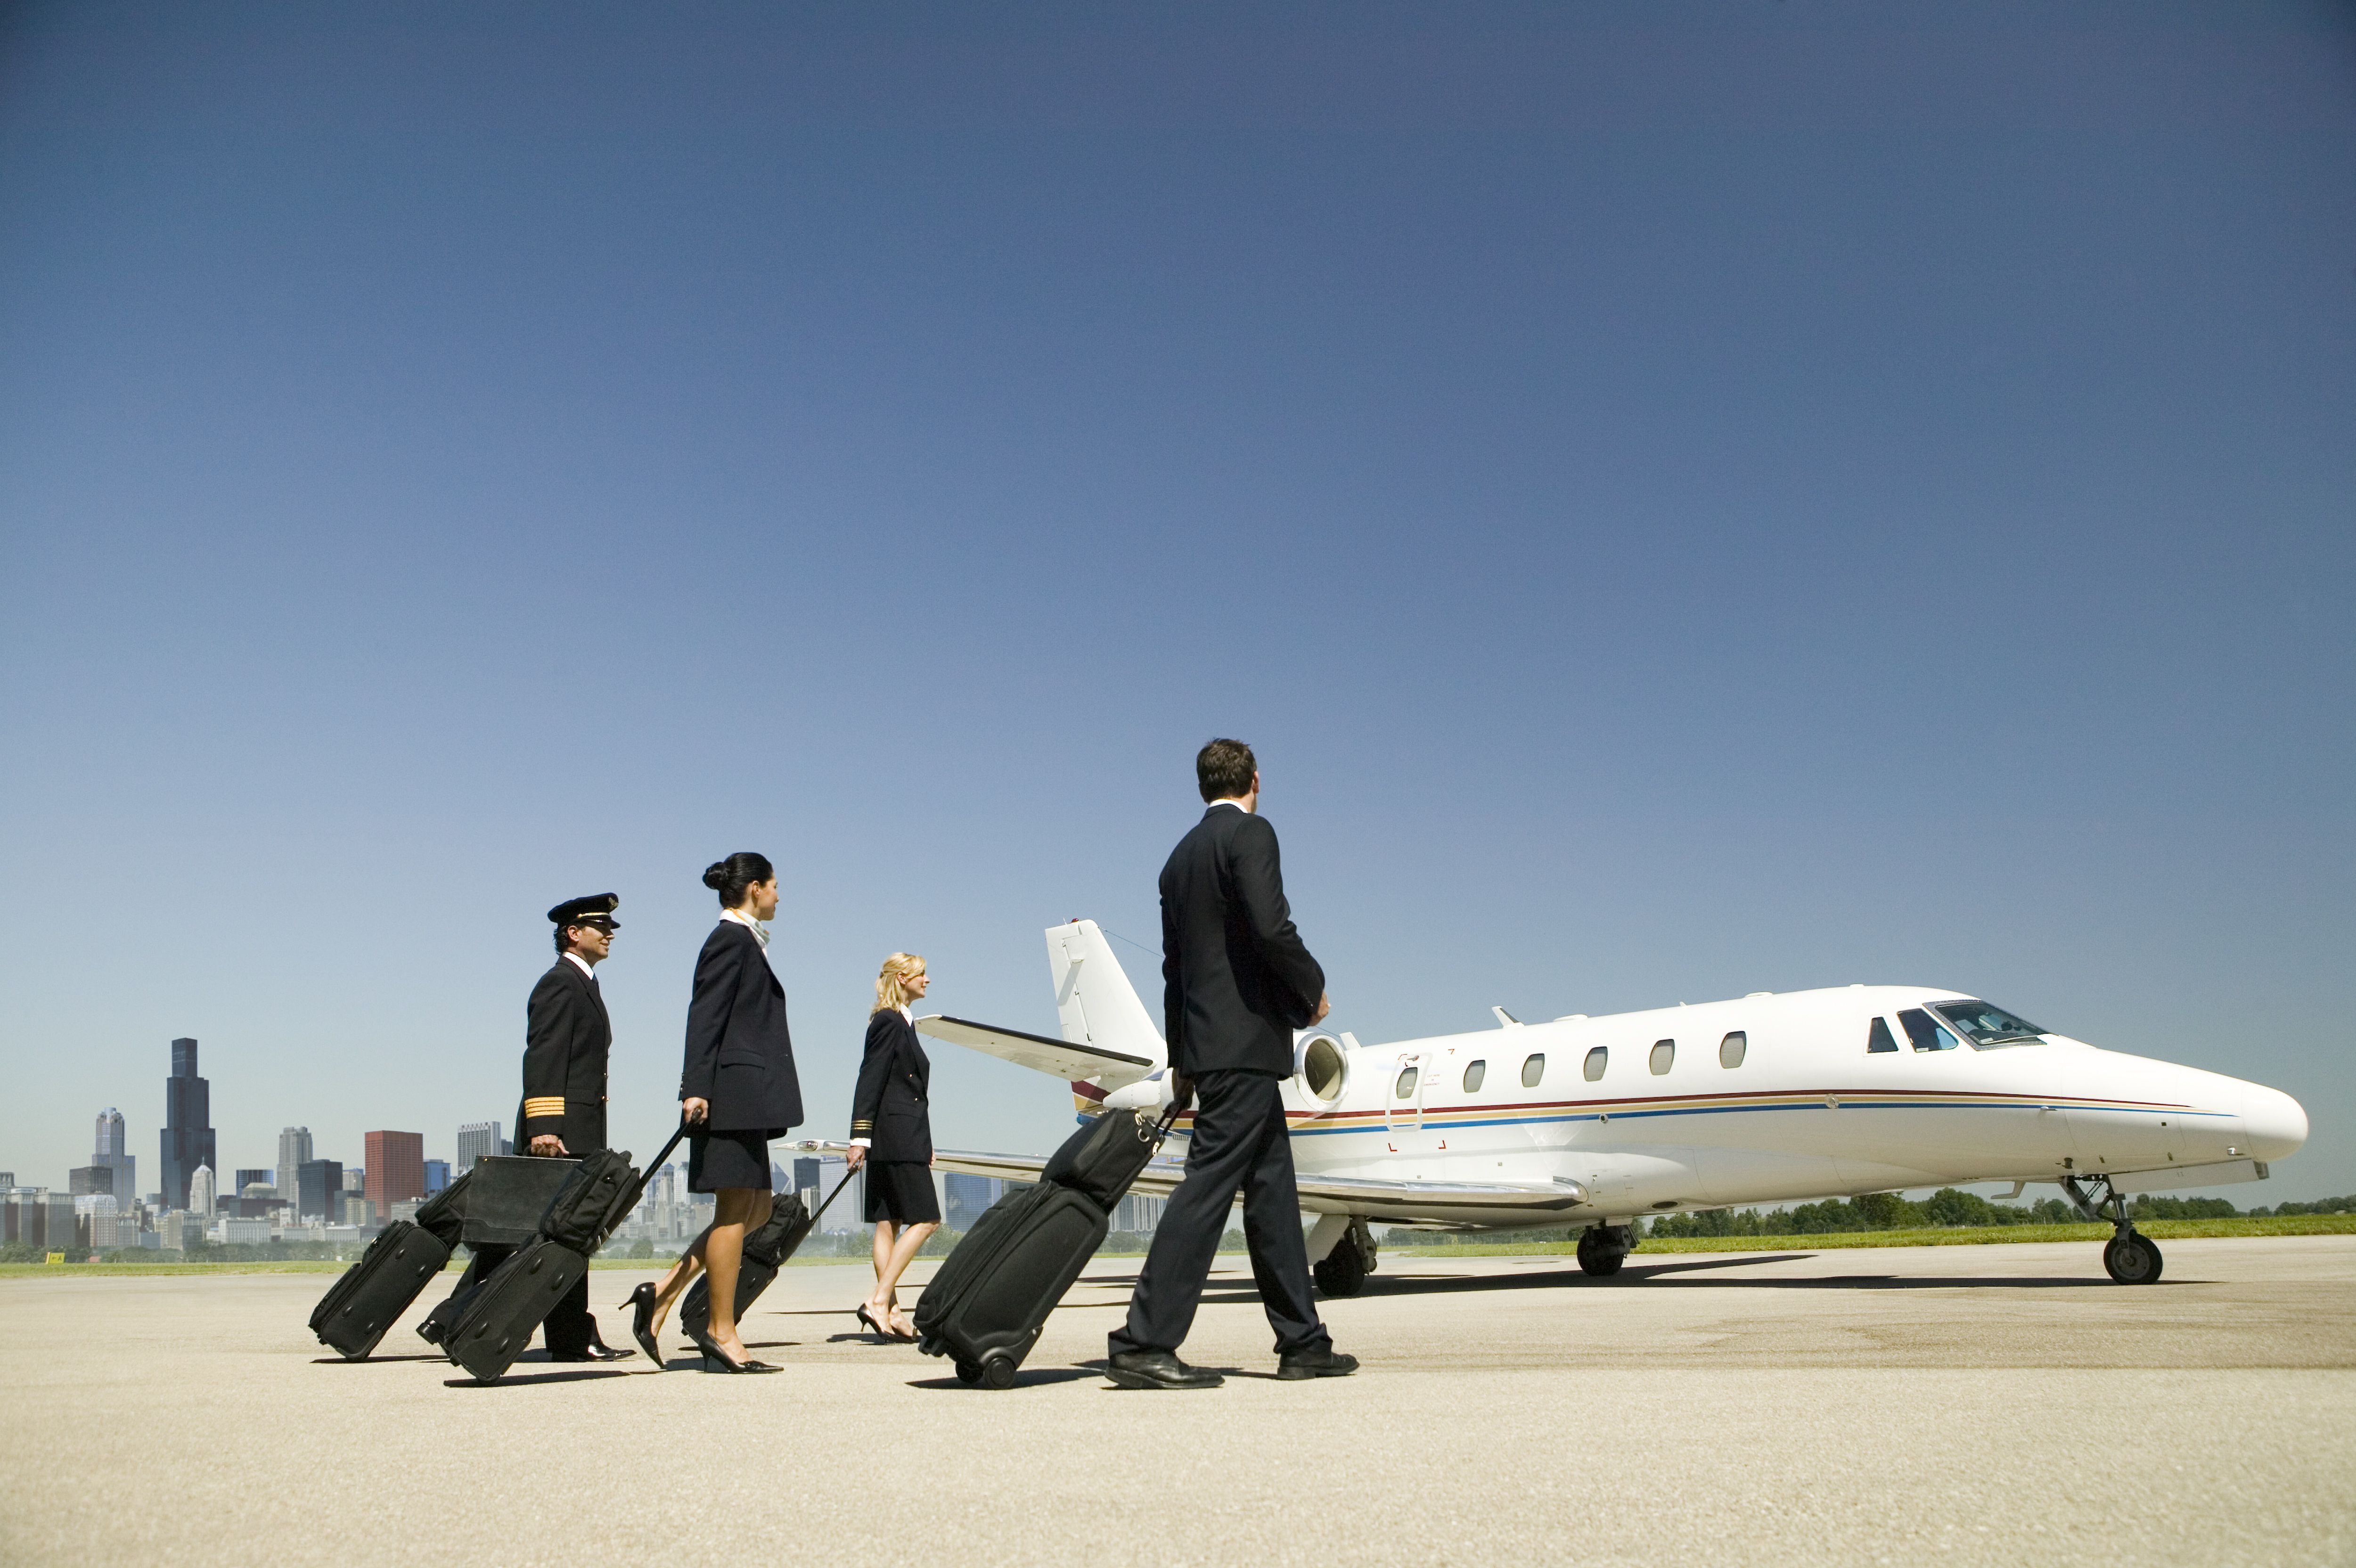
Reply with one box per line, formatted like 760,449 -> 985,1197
3,1234 -> 2352,1568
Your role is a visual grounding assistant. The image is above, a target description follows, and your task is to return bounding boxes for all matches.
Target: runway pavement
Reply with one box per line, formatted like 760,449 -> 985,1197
3,1235 -> 2351,1568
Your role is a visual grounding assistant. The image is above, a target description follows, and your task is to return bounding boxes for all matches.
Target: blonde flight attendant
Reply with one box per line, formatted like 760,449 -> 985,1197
848,953 -> 938,1340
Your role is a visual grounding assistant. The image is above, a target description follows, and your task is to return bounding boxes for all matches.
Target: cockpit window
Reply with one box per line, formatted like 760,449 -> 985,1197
1866,1017 -> 1898,1054
1898,1009 -> 1960,1053
1932,1000 -> 2048,1049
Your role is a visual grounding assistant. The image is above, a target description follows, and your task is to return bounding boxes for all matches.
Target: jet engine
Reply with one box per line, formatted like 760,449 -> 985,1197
1293,1032 -> 1350,1114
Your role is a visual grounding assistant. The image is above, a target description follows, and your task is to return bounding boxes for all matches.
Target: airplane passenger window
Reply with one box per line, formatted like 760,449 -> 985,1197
1582,1047 -> 1606,1082
1898,1009 -> 1960,1053
1394,1065 -> 1419,1099
1463,1060 -> 1486,1093
1719,1031 -> 1746,1069
1649,1040 -> 1675,1075
1866,1017 -> 1898,1053
1522,1054 -> 1546,1088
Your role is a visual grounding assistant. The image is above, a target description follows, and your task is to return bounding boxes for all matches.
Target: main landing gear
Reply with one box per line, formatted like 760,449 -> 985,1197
2061,1174 -> 2164,1284
1312,1218 -> 1379,1297
1576,1224 -> 1637,1277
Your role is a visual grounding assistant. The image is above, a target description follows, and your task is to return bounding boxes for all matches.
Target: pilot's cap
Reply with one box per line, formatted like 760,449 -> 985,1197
547,892 -> 621,929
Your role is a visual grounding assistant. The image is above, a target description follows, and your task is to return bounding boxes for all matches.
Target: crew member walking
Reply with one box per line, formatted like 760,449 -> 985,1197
643,853 -> 802,1373
848,953 -> 938,1340
423,894 -> 634,1360
1106,740 -> 1358,1388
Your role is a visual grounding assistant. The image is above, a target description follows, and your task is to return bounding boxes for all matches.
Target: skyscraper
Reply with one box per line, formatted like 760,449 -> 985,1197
455,1122 -> 504,1175
296,1159 -> 343,1220
362,1132 -> 424,1215
422,1159 -> 450,1195
159,1038 -> 216,1210
187,1163 -> 215,1217
92,1108 -> 135,1206
277,1127 -> 312,1209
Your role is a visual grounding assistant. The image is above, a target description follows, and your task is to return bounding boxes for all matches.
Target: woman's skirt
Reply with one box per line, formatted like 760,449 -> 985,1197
863,1159 -> 941,1224
687,1128 -> 776,1193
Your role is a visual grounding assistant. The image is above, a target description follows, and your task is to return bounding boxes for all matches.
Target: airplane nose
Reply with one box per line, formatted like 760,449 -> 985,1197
2240,1085 -> 2308,1163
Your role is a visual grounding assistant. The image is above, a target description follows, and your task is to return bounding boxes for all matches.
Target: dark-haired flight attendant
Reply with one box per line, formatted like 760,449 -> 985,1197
848,953 -> 938,1340
650,852 -> 802,1372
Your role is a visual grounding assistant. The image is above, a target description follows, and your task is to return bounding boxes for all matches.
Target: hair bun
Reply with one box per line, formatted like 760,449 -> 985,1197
702,861 -> 730,890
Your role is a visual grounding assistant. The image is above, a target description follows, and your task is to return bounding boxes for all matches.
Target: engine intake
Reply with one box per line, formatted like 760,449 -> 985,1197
1293,1033 -> 1349,1112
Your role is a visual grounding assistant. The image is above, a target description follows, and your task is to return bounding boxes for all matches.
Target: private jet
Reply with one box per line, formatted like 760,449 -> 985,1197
921,921 -> 2308,1289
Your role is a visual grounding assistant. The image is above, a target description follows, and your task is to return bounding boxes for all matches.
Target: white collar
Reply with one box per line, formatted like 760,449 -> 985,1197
1206,798 -> 1248,813
898,1004 -> 913,1024
563,952 -> 598,980
721,908 -> 770,948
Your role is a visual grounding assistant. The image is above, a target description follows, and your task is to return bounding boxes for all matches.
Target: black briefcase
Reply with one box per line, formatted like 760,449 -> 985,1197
309,1220 -> 452,1359
459,1157 -> 580,1248
442,1237 -> 590,1382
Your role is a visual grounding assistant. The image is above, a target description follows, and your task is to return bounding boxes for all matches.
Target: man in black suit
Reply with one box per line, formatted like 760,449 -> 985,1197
1106,740 -> 1358,1389
417,894 -> 633,1360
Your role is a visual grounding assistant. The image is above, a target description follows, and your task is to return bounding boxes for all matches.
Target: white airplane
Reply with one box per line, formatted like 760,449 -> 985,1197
922,921 -> 2309,1288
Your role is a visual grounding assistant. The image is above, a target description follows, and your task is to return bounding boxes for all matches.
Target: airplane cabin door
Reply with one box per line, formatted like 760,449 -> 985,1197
1386,1052 -> 1429,1152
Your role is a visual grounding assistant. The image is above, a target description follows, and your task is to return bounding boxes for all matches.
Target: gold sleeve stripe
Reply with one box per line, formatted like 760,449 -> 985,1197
523,1097 -> 566,1116
851,1120 -> 873,1131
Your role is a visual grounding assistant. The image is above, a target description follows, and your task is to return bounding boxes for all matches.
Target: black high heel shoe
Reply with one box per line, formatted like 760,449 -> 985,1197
690,1329 -> 778,1373
619,1282 -> 663,1367
856,1304 -> 914,1342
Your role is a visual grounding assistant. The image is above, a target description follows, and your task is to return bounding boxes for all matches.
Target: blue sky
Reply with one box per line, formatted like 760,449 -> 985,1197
2,3 -> 2351,1203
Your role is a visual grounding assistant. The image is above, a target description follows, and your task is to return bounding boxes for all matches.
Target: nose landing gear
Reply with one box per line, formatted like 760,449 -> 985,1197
2061,1174 -> 2164,1284
1312,1217 -> 1379,1297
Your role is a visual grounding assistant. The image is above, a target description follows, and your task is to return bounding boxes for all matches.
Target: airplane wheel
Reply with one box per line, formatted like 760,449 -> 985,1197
954,1360 -> 982,1385
1576,1227 -> 1625,1277
2103,1232 -> 2163,1284
1314,1238 -> 1368,1297
979,1354 -> 1019,1389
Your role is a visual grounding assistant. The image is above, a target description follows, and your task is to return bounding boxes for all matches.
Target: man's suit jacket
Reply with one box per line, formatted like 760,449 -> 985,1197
519,958 -> 612,1154
1159,804 -> 1326,1077
679,920 -> 804,1134
850,1009 -> 933,1163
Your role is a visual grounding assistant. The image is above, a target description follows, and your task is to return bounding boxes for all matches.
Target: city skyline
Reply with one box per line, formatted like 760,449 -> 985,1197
2,4 -> 2349,1201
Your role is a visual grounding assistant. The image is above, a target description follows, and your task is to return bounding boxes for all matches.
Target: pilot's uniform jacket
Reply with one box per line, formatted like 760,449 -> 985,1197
517,956 -> 612,1157
850,1008 -> 933,1163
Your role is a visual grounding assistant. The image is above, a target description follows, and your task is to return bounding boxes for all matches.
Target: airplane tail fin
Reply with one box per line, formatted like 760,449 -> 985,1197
1047,920 -> 1167,1076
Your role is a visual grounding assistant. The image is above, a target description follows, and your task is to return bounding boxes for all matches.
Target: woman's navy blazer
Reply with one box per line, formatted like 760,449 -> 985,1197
680,920 -> 804,1134
850,1008 -> 932,1163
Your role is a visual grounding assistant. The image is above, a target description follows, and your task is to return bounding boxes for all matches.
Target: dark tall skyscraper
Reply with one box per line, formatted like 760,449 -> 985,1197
296,1159 -> 343,1221
160,1037 -> 216,1210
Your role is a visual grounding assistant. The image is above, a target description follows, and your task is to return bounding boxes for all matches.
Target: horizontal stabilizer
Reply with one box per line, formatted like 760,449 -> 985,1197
918,1014 -> 1157,1086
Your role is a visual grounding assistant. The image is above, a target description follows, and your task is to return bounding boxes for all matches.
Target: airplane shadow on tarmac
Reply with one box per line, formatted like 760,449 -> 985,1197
1136,1255 -> 2165,1300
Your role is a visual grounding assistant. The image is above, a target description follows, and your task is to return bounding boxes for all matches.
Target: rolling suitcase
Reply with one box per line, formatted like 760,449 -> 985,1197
309,1221 -> 452,1359
307,1171 -> 475,1358
915,1107 -> 1173,1388
443,1123 -> 687,1383
678,1168 -> 856,1345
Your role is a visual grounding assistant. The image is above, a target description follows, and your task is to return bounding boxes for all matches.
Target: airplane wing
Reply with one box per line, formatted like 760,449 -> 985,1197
932,1145 -> 1588,1223
917,1014 -> 1158,1086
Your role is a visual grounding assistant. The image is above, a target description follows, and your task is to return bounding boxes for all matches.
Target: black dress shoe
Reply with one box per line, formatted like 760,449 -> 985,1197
1276,1347 -> 1359,1380
550,1342 -> 635,1363
619,1283 -> 663,1365
1104,1350 -> 1223,1390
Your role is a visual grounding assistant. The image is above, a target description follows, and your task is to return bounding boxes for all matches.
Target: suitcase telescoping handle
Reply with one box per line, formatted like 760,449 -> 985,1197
809,1166 -> 859,1223
617,1118 -> 694,1217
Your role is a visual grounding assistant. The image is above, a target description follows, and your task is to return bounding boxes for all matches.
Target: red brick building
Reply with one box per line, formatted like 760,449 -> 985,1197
362,1130 -> 425,1217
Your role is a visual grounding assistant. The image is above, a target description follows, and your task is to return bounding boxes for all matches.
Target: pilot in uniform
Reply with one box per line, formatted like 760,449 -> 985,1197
417,893 -> 633,1360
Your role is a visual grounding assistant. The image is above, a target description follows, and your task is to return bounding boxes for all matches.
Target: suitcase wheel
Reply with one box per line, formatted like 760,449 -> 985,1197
954,1360 -> 982,1386
979,1354 -> 1018,1390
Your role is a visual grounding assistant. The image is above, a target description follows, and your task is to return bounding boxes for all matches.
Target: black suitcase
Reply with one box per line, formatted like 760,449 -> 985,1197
915,1108 -> 1173,1388
442,1237 -> 591,1381
309,1220 -> 452,1359
440,1124 -> 690,1382
678,1166 -> 857,1344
